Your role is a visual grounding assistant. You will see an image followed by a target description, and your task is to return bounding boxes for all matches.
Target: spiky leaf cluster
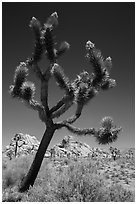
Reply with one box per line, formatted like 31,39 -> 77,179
101,78 -> 116,90
13,133 -> 22,141
72,71 -> 97,105
43,13 -> 58,61
95,117 -> 122,144
21,81 -> 36,101
29,13 -> 58,63
14,62 -> 28,88
104,57 -> 112,72
75,85 -> 98,105
29,17 -> 43,63
44,12 -> 58,29
85,41 -> 116,91
43,12 -> 70,61
51,63 -> 72,93
100,116 -> 114,130
9,62 -> 28,98
9,85 -> 21,98
95,128 -> 117,144
29,12 -> 70,64
29,17 -> 41,40
9,62 -> 35,102
44,27 -> 56,62
75,71 -> 92,87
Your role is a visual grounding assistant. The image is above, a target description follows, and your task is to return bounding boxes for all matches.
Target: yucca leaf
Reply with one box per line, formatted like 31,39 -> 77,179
51,63 -> 71,92
44,12 -> 58,29
85,41 -> 114,89
95,128 -> 116,144
9,85 -> 22,98
100,116 -> 114,130
101,79 -> 116,90
14,62 -> 28,89
21,81 -> 36,101
44,28 -> 56,62
104,57 -> 112,73
75,84 -> 88,104
95,119 -> 122,145
29,17 -> 41,40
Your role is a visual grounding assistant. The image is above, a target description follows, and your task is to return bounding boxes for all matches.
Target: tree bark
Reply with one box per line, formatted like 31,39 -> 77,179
15,141 -> 18,157
19,125 -> 56,192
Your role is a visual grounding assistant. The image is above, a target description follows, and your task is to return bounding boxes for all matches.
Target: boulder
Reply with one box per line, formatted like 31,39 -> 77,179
49,135 -> 110,159
3,134 -> 114,160
2,133 -> 40,159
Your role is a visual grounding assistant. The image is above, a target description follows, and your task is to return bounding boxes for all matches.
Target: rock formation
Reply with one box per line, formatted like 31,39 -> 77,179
2,133 -> 40,159
3,133 -> 134,161
3,134 -> 110,160
49,135 -> 110,159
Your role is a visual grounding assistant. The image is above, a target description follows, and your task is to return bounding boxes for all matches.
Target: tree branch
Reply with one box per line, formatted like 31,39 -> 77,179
49,94 -> 73,114
56,122 -> 96,136
32,63 -> 44,80
26,58 -> 44,81
40,67 -> 51,114
25,99 -> 46,122
51,63 -> 71,92
51,100 -> 73,119
62,102 -> 83,124
85,41 -> 116,92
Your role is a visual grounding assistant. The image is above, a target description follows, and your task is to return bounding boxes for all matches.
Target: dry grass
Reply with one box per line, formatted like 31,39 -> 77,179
2,154 -> 135,202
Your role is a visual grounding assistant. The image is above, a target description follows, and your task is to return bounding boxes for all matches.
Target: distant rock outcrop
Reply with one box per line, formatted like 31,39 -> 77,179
49,135 -> 110,159
2,133 -> 40,159
3,133 -> 134,161
3,134 -> 110,160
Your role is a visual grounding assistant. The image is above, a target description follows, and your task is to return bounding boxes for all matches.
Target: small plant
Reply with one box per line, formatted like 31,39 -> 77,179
2,155 -> 134,202
9,12 -> 122,191
13,133 -> 22,157
109,147 -> 120,161
2,156 -> 33,190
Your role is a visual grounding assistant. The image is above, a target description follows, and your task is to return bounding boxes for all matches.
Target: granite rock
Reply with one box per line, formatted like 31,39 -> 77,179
3,133 -> 40,159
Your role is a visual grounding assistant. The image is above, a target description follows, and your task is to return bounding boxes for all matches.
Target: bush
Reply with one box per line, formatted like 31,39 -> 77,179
2,155 -> 34,190
106,184 -> 135,202
2,155 -> 135,202
2,187 -> 23,202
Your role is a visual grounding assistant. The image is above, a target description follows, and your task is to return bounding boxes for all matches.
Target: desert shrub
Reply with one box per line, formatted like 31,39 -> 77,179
52,160 -> 134,202
54,172 -> 107,202
2,187 -> 23,202
21,186 -> 57,202
105,184 -> 135,202
2,155 -> 34,190
2,156 -> 135,202
33,160 -> 58,187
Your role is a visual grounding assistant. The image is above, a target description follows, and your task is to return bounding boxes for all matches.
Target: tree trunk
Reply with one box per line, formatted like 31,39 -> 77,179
19,125 -> 56,192
15,141 -> 18,157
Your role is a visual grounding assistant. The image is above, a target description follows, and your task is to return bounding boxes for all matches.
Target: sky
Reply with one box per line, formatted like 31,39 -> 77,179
2,2 -> 135,150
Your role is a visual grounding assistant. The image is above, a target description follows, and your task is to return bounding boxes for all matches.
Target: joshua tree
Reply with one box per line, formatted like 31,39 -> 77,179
109,146 -> 121,160
13,133 -> 22,157
9,12 -> 121,192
